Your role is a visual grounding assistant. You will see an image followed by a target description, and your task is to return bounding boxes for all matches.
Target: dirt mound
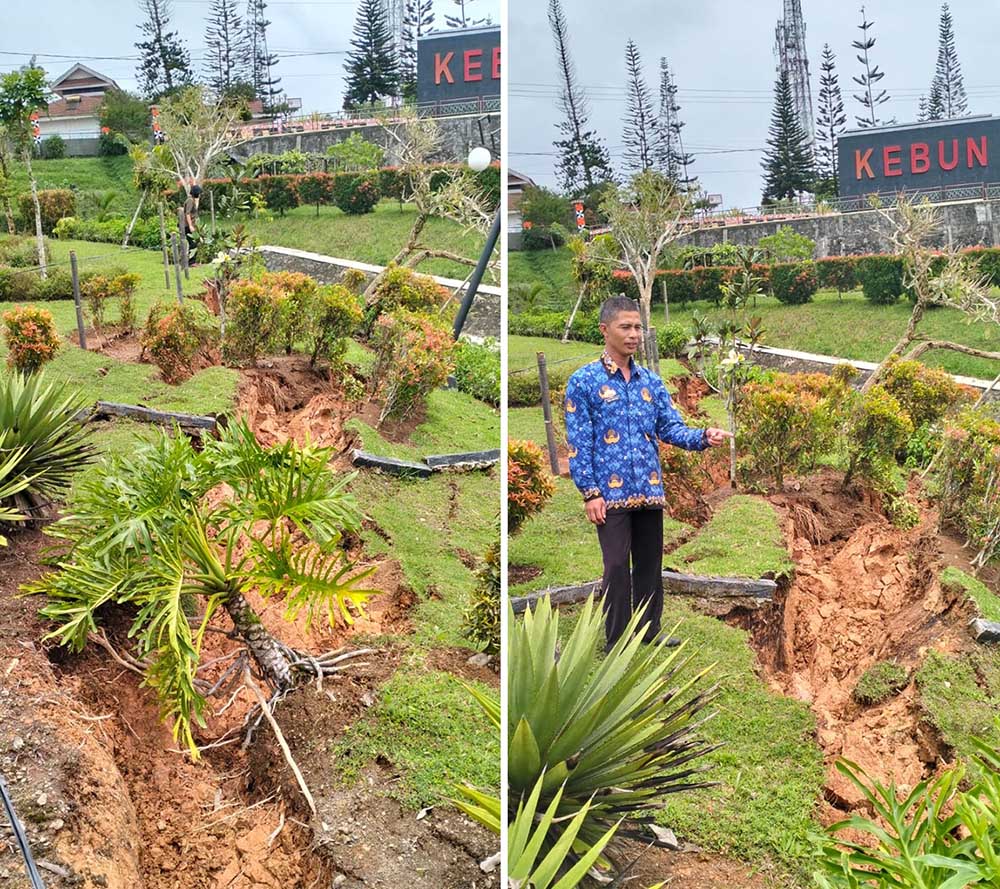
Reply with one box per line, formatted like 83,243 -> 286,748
623,843 -> 777,889
762,473 -> 970,815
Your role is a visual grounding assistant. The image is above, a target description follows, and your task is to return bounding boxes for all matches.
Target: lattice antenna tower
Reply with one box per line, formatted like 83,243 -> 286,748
774,0 -> 815,151
381,0 -> 406,59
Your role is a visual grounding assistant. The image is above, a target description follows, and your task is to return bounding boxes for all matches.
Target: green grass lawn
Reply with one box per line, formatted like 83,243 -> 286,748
511,246 -> 1000,379
242,200 -> 490,280
10,156 -> 138,216
940,565 -> 1000,622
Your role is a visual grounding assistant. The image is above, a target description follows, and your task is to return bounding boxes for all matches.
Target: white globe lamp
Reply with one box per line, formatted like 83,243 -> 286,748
467,146 -> 492,172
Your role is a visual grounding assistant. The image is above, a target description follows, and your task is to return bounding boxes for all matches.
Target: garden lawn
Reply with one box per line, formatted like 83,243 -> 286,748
511,246 -> 1000,379
9,156 -> 138,217
940,565 -> 1000,622
241,200 -> 490,280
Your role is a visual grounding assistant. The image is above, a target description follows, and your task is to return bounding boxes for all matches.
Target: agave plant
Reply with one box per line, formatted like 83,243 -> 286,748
814,737 -> 1000,888
508,595 -> 718,875
26,420 -> 377,754
0,371 -> 94,520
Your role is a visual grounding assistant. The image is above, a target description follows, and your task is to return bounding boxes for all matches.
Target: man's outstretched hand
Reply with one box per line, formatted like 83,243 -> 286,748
705,427 -> 733,447
585,496 -> 607,525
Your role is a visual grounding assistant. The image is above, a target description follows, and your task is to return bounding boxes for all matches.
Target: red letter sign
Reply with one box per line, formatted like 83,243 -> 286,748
967,136 -> 988,168
435,52 -> 455,84
939,139 -> 960,170
910,142 -> 930,174
464,48 -> 483,82
855,148 -> 875,179
883,145 -> 902,177
492,46 -> 501,80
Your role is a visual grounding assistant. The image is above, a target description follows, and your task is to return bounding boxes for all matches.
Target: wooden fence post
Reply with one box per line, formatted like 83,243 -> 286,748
70,251 -> 87,351
171,234 -> 184,305
648,325 -> 659,375
210,190 -> 216,236
177,206 -> 190,278
158,203 -> 170,289
537,352 -> 561,476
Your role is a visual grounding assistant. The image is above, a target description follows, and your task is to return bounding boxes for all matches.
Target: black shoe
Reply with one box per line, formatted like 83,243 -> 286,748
643,632 -> 681,647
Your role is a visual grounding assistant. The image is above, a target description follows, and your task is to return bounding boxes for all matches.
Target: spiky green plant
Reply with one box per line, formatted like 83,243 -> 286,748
508,595 -> 718,874
814,736 -> 1000,888
0,371 -> 94,519
0,444 -> 29,544
26,420 -> 377,754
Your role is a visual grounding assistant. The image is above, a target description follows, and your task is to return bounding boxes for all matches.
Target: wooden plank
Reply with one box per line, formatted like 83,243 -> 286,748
351,449 -> 432,478
510,571 -> 776,615
971,618 -> 1000,644
425,449 -> 501,471
90,402 -> 219,431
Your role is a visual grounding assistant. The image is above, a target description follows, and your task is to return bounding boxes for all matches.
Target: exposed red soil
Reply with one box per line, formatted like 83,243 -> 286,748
670,373 -> 712,416
508,563 -> 543,586
758,472 -> 974,819
625,844 -> 779,889
425,646 -> 500,687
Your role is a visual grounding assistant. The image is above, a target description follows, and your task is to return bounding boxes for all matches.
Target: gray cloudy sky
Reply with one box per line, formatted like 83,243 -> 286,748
2,0 -> 498,117
510,1 -> 1000,208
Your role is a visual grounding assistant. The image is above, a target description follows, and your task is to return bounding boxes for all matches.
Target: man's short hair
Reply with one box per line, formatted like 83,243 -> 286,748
190,185 -> 203,197
600,295 -> 641,324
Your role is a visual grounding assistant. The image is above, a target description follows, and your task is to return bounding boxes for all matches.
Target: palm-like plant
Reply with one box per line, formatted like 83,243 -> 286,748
26,420 -> 378,753
508,595 -> 718,876
0,372 -> 94,521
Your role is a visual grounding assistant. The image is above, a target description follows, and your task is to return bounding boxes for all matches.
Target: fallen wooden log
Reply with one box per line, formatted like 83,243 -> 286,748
78,401 -> 221,433
510,571 -> 776,614
351,449 -> 432,478
971,618 -> 1000,644
425,449 -> 500,471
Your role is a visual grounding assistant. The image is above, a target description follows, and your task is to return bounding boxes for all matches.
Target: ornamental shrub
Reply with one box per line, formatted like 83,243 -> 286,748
842,385 -> 913,489
257,175 -> 299,215
52,215 -> 162,250
0,268 -> 41,301
2,305 -> 60,374
757,225 -> 815,261
18,189 -> 75,234
0,236 -> 48,268
306,283 -> 362,368
340,267 -> 368,294
296,172 -> 334,216
856,254 -> 905,305
464,533 -> 500,655
141,301 -> 220,384
453,339 -> 500,406
223,279 -> 286,366
881,356 -> 964,429
815,256 -> 859,295
771,261 -> 819,305
326,132 -> 385,171
370,309 -> 454,423
333,173 -> 381,215
366,265 -> 447,332
508,439 -> 555,536
41,135 -> 66,160
260,270 -> 318,355
507,364 -> 569,408
81,270 -> 141,333
657,322 -> 690,358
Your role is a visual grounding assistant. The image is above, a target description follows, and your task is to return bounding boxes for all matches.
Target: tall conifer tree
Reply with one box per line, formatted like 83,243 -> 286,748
343,0 -> 401,109
135,0 -> 193,100
926,3 -> 968,119
445,0 -> 489,28
400,0 -> 434,100
852,7 -> 891,128
762,69 -> 816,203
622,40 -> 656,174
653,58 -> 696,192
815,44 -> 846,194
246,0 -> 281,109
204,0 -> 252,95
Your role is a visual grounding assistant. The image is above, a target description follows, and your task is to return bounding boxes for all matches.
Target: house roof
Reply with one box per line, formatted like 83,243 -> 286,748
45,94 -> 104,119
50,63 -> 119,95
508,169 -> 536,188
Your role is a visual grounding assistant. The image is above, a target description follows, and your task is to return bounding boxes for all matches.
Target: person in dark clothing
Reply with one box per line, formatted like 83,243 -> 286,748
564,295 -> 732,651
182,184 -> 202,259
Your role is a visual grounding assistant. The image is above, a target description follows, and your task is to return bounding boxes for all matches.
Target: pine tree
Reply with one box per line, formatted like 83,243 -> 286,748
548,0 -> 614,193
134,0 -> 193,100
762,69 -> 816,203
927,3 -> 968,119
343,0 -> 401,109
852,7 -> 891,128
204,0 -> 252,95
445,0 -> 489,28
917,94 -> 929,122
653,58 -> 696,192
815,44 -> 846,194
622,40 -> 656,174
401,0 -> 434,101
246,0 -> 281,110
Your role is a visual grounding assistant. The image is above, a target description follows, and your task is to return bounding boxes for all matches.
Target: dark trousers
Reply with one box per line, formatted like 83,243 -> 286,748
596,508 -> 664,649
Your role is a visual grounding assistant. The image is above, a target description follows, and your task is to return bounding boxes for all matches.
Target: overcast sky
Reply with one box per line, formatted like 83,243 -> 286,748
510,1 -> 1000,208
2,0 -> 499,116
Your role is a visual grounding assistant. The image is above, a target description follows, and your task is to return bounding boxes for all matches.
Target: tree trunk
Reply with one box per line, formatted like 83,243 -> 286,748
0,149 -> 15,235
562,286 -> 585,344
224,590 -> 293,690
123,190 -> 146,248
24,151 -> 47,278
861,299 -> 926,392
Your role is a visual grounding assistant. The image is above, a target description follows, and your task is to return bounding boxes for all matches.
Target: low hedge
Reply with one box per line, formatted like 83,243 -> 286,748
453,339 -> 500,406
53,216 -> 163,250
771,261 -> 819,305
0,265 -> 91,301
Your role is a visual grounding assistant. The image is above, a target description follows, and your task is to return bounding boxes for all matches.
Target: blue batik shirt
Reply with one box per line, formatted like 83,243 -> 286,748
564,351 -> 708,510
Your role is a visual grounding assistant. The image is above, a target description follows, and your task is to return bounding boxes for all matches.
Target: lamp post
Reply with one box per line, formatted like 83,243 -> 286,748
453,147 -> 501,340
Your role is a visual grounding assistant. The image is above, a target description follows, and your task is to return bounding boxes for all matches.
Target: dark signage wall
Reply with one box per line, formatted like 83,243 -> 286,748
838,116 -> 1000,198
417,26 -> 501,103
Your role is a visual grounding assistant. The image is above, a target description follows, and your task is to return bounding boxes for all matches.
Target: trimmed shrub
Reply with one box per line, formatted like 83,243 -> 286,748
53,216 -> 162,250
2,305 -> 61,374
370,309 -> 454,422
366,265 -> 447,332
771,261 -> 819,305
657,322 -> 690,358
464,534 -> 500,655
856,254 -> 905,305
296,172 -> 334,216
41,135 -> 66,160
964,245 -> 1000,286
260,270 -> 318,355
757,226 -> 815,261
81,270 -> 141,333
378,167 -> 408,202
37,268 -> 75,301
257,174 -> 299,215
843,385 -> 913,489
508,365 -> 570,407
333,173 -> 381,215
18,189 -> 76,234
0,236 -> 48,268
141,301 -> 220,384
453,339 -> 500,406
815,256 -> 859,295
98,131 -> 127,156
508,439 -> 556,536
882,357 -> 964,429
0,268 -> 42,302
306,283 -> 362,367
223,279 -> 286,366
340,267 -> 368,294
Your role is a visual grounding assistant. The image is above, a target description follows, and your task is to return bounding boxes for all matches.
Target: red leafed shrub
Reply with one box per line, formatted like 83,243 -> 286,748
18,189 -> 75,234
2,305 -> 61,374
507,439 -> 555,536
370,309 -> 454,424
333,174 -> 381,215
771,261 -> 819,305
815,256 -> 859,295
141,301 -> 219,384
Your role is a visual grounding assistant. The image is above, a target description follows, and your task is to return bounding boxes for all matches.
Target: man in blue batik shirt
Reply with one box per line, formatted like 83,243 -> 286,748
565,295 -> 731,651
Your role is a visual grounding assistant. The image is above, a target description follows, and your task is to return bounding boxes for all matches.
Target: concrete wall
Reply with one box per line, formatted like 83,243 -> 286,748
676,199 -> 1000,257
231,114 -> 499,166
259,245 -> 501,341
